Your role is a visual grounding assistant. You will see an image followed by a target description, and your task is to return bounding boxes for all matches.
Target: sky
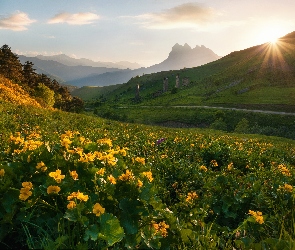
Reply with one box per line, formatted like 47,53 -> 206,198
0,0 -> 295,67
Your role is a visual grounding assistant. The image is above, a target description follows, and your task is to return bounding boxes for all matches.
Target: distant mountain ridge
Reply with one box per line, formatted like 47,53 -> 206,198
18,44 -> 220,87
35,54 -> 141,69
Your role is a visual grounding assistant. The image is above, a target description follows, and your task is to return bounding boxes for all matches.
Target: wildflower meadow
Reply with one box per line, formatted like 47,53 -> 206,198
0,101 -> 295,249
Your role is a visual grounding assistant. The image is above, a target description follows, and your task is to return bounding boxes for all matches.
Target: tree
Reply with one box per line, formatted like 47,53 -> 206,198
34,83 -> 55,108
22,61 -> 37,88
0,44 -> 23,82
234,118 -> 250,134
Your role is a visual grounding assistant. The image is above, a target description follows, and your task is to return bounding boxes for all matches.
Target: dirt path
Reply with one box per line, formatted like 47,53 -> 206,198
138,105 -> 295,116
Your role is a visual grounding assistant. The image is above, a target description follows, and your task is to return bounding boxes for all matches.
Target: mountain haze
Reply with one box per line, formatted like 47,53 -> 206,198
18,44 -> 219,88
67,43 -> 220,87
35,54 -> 141,69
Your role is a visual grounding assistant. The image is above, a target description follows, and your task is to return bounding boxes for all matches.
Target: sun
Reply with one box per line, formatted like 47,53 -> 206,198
254,21 -> 289,46
269,36 -> 279,45
262,28 -> 282,45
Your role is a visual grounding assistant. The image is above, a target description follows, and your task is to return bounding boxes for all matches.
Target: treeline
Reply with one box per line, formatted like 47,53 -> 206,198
0,44 -> 83,112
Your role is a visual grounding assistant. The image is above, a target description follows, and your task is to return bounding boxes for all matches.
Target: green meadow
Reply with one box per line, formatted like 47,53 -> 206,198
1,101 -> 295,249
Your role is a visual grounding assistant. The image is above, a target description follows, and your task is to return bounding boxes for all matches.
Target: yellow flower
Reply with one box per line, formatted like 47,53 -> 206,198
152,221 -> 169,237
19,188 -> 32,201
278,164 -> 291,176
93,203 -> 105,216
96,168 -> 105,175
77,192 -> 89,202
19,182 -> 33,201
22,182 -> 33,189
60,137 -> 72,149
36,161 -> 47,172
186,191 -> 198,202
67,201 -> 76,209
106,154 -> 117,166
135,157 -> 145,165
119,170 -> 134,181
0,169 -> 5,177
210,160 -> 218,167
97,138 -> 113,147
49,169 -> 65,183
119,148 -> 127,156
47,185 -> 61,194
248,210 -> 264,224
67,191 -> 89,202
137,179 -> 143,188
199,165 -> 207,172
278,183 -> 293,193
227,162 -> 234,171
108,175 -> 116,184
69,170 -> 79,180
143,171 -> 153,182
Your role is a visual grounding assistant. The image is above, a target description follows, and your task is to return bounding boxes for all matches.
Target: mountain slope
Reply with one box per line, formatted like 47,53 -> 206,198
90,31 -> 295,111
69,43 -> 220,87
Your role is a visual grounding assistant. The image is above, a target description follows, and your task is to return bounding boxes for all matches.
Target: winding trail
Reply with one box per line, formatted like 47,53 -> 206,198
136,105 -> 295,116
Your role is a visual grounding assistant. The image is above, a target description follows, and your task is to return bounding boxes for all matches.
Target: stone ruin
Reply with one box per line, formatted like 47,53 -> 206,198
175,75 -> 179,88
135,84 -> 140,100
163,77 -> 168,92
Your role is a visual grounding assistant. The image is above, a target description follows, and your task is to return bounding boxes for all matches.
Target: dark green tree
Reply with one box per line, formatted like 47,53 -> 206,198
22,61 -> 38,88
0,44 -> 23,82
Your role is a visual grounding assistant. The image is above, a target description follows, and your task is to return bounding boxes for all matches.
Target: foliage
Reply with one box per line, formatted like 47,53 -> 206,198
0,101 -> 295,249
34,83 -> 55,108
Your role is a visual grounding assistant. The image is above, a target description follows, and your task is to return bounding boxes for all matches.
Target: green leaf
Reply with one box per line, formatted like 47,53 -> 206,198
180,228 -> 195,244
139,183 -> 155,202
84,224 -> 99,241
64,209 -> 78,222
97,213 -> 125,246
124,233 -> 141,249
2,188 -> 19,213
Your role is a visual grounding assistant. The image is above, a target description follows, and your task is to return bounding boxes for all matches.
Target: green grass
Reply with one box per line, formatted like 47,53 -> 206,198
1,100 -> 295,249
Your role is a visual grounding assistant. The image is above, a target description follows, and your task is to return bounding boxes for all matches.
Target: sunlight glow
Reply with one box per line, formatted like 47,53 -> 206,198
252,21 -> 290,46
269,36 -> 279,45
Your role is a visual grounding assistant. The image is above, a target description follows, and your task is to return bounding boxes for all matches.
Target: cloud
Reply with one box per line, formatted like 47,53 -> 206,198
48,12 -> 100,25
0,11 -> 36,31
132,3 -> 216,29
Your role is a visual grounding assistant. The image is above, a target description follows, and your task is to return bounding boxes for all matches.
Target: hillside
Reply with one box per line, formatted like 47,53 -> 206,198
1,96 -> 295,249
0,75 -> 41,107
87,31 -> 295,112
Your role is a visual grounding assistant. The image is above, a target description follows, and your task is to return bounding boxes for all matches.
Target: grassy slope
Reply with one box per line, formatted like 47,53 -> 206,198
1,99 -> 295,248
0,75 -> 41,107
80,31 -> 295,111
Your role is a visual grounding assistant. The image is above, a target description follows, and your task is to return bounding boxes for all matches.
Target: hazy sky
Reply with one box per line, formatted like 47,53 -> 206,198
1,0 -> 294,67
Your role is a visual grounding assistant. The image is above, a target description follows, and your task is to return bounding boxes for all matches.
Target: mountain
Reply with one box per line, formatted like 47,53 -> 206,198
35,54 -> 141,69
18,55 -> 124,83
149,43 -> 221,72
82,31 -> 295,112
67,43 -> 220,87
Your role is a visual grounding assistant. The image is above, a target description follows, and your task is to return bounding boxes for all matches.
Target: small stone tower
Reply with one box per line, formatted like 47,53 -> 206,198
163,77 -> 168,92
175,75 -> 179,88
